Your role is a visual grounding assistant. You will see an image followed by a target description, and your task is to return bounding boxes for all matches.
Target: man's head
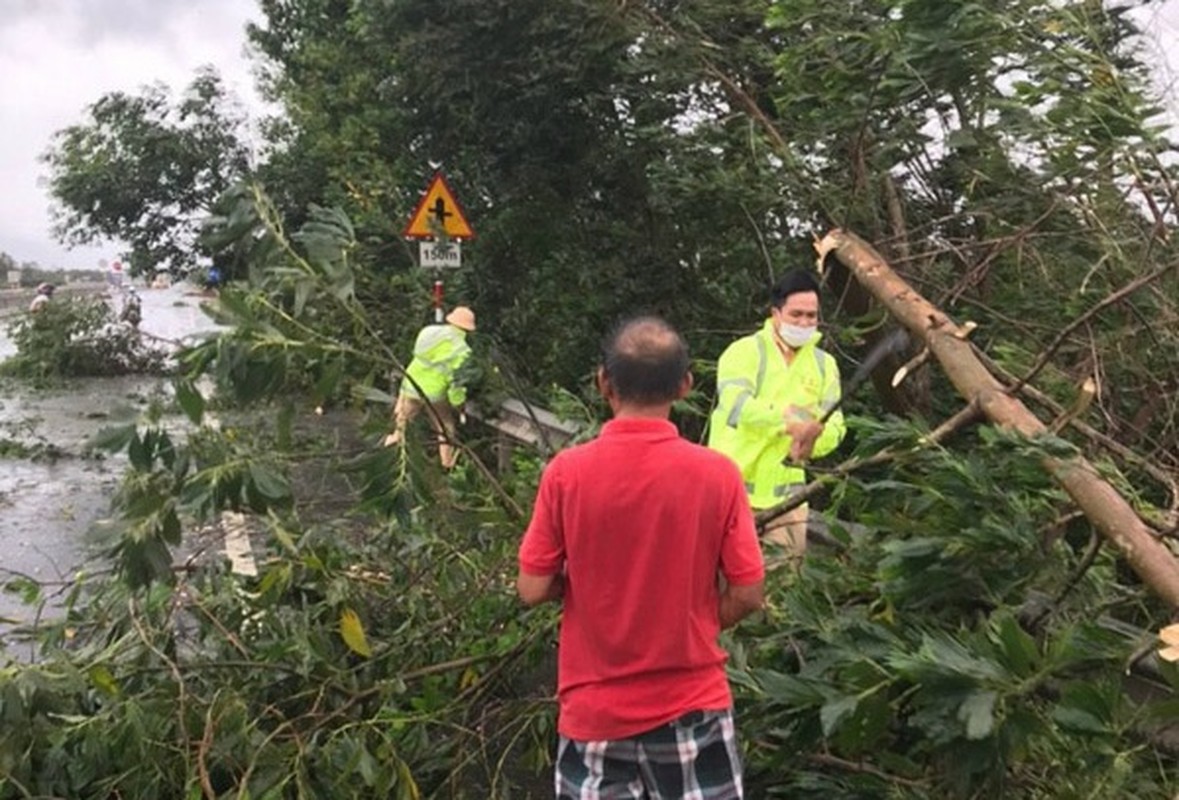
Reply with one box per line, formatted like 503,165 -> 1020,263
598,315 -> 691,409
37,283 -> 55,296
446,306 -> 477,332
769,269 -> 821,349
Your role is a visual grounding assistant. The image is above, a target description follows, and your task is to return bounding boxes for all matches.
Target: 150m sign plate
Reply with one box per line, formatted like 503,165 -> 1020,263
419,241 -> 461,268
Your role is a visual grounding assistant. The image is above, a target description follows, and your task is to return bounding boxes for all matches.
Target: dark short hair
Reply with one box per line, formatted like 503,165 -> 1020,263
770,269 -> 820,309
601,316 -> 689,404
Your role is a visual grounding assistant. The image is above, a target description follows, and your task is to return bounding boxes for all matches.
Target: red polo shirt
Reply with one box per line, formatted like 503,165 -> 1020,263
519,417 -> 763,741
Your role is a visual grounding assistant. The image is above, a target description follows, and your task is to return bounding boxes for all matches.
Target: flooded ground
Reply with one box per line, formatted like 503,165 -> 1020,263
0,284 -> 223,634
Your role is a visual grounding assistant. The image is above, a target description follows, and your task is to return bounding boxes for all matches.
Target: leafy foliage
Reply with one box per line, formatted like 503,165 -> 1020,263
3,197 -> 1176,796
0,296 -> 168,381
41,68 -> 252,277
245,0 -> 815,393
731,417 -> 1178,798
13,0 -> 1179,795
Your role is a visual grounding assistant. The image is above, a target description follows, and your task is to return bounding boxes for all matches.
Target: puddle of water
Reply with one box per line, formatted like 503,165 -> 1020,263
0,285 -> 226,641
0,459 -> 118,633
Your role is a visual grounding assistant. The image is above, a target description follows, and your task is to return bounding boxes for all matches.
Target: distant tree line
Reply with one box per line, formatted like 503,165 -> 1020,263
0,251 -> 105,287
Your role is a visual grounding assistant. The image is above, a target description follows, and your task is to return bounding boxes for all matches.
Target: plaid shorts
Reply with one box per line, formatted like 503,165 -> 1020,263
555,709 -> 744,799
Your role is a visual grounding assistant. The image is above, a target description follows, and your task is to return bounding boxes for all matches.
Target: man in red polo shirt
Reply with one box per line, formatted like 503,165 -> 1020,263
518,315 -> 765,799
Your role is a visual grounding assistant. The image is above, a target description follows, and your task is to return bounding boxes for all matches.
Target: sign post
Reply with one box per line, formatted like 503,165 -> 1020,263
432,280 -> 444,323
403,171 -> 476,320
108,260 -> 125,292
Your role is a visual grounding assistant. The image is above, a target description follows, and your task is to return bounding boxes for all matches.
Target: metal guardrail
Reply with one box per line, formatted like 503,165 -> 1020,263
465,398 -> 582,468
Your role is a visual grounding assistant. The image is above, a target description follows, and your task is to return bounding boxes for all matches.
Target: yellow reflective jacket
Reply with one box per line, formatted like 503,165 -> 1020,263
401,323 -> 471,406
708,319 -> 846,510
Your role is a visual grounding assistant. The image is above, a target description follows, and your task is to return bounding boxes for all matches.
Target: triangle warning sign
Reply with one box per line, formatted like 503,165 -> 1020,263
403,172 -> 475,240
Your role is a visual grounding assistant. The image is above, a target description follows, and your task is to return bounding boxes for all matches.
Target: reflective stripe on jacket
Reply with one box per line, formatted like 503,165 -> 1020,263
401,323 -> 471,406
707,319 -> 845,510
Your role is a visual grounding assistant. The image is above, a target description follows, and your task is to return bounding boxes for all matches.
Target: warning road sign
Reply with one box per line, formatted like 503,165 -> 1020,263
403,172 -> 475,240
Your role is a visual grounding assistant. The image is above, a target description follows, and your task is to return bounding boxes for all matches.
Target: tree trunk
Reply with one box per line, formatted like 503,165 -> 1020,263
817,228 -> 1179,610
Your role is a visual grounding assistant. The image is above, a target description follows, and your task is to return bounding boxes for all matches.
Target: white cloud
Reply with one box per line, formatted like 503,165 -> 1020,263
6,0 -> 197,47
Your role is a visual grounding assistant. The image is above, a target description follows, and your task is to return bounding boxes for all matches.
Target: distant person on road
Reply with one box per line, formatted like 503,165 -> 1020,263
203,265 -> 223,295
28,283 -> 55,313
119,288 -> 142,329
518,315 -> 765,799
708,268 -> 847,568
383,306 -> 477,470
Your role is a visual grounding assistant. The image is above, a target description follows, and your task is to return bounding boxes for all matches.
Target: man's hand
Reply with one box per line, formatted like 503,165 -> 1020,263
517,571 -> 565,606
786,420 -> 823,462
719,580 -> 764,628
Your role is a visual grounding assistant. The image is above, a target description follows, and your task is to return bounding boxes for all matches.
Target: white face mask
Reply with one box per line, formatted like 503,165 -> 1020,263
778,323 -> 816,348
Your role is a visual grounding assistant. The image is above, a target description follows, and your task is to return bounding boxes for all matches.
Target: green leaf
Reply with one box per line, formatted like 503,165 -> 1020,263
947,128 -> 978,150
396,761 -> 420,800
173,379 -> 205,424
990,612 -> 1039,677
754,669 -> 826,706
128,432 -> 151,471
339,608 -> 373,657
248,462 -> 290,502
257,561 -> 293,599
160,507 -> 182,545
88,423 -> 137,453
958,690 -> 997,740
270,516 -> 300,555
820,695 -> 860,738
355,385 -> 396,405
1051,705 -> 1108,735
89,665 -> 120,697
4,577 -> 42,605
314,358 -> 345,404
294,278 -> 313,317
357,745 -> 379,786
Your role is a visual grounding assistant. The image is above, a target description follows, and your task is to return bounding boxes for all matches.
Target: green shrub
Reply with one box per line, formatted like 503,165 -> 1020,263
0,296 -> 167,380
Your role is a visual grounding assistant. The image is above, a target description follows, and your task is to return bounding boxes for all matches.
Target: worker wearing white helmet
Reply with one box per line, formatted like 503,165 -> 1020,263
29,283 -> 55,313
384,306 -> 477,469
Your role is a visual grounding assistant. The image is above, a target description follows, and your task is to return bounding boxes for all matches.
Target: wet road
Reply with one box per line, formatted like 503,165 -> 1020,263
0,285 -> 223,633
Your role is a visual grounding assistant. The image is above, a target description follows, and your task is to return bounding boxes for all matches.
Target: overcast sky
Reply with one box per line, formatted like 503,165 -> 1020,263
0,2 -> 1176,272
0,0 -> 267,271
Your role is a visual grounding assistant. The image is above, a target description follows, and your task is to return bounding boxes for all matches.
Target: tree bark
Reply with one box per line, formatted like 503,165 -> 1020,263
816,228 -> 1179,609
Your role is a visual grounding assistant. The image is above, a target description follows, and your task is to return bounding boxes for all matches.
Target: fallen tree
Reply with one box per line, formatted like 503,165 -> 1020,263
811,228 -> 1179,609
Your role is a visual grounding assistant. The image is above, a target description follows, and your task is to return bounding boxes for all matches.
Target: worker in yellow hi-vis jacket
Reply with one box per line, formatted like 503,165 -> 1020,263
384,306 -> 476,469
708,270 -> 845,566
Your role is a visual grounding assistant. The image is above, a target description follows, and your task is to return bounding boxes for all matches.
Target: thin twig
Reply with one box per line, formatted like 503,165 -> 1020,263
806,752 -> 927,788
740,203 -> 776,286
755,398 -> 982,528
977,349 -> 1178,521
1010,260 -> 1178,394
1030,527 -> 1103,629
128,598 -> 196,794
